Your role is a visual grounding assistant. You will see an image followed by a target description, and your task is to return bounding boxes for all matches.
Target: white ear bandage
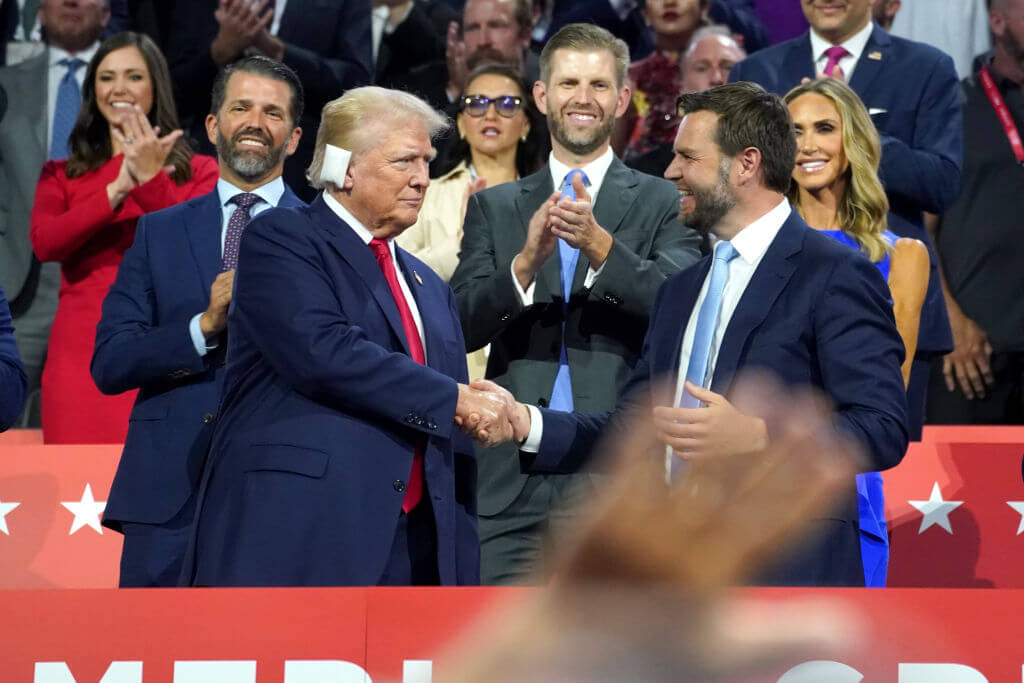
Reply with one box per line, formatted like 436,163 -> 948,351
320,144 -> 353,186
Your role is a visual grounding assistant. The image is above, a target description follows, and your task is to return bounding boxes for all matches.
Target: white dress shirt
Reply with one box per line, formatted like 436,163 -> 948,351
47,42 -> 99,151
270,0 -> 289,36
521,198 -> 792,453
323,191 -> 427,358
511,146 -> 616,305
808,19 -> 874,82
188,177 -> 286,356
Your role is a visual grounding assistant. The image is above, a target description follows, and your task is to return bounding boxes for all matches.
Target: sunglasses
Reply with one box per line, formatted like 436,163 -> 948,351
459,94 -> 524,118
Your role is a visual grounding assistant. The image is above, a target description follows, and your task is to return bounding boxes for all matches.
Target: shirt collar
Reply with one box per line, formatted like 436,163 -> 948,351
49,41 -> 99,68
321,191 -> 398,259
809,19 -> 874,65
548,146 -> 615,198
216,176 -> 285,210
726,197 -> 791,266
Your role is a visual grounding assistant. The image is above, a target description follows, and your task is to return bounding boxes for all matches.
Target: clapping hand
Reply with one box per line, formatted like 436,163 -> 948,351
548,173 -> 613,268
110,105 -> 182,186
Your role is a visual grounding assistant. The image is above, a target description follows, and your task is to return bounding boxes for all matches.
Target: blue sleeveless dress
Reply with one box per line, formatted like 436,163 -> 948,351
821,229 -> 898,588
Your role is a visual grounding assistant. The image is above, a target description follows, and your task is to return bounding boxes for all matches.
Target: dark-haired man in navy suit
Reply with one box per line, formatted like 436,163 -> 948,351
484,82 -> 909,586
92,56 -> 305,587
728,0 -> 962,441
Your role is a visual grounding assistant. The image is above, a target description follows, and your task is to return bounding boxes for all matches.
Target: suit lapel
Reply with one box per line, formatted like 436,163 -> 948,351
571,158 -> 640,292
515,169 -> 561,302
656,259 -> 711,402
186,191 -> 225,292
849,25 -> 890,95
710,212 -> 805,393
29,52 -> 47,154
309,196 -> 412,356
785,33 -> 816,86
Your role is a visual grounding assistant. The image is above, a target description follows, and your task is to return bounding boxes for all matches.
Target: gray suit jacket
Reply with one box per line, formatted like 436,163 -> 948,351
0,50 -> 47,301
450,158 -> 702,516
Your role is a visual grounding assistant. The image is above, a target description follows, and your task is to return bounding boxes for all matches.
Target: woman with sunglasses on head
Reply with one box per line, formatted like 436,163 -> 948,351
29,32 -> 217,443
785,77 -> 929,587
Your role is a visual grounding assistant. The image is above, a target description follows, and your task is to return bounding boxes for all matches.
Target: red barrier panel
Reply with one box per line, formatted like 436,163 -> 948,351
2,586 -> 1023,681
884,434 -> 1024,587
0,445 -> 121,588
2,428 -> 1024,589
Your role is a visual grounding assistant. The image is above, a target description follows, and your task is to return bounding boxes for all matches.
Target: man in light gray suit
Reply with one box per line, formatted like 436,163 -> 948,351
0,0 -> 109,425
450,23 -> 702,584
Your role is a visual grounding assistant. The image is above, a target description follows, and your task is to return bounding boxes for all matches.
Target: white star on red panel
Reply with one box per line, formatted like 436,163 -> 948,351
909,482 -> 963,534
0,496 -> 20,535
1007,502 -> 1024,535
60,484 -> 106,535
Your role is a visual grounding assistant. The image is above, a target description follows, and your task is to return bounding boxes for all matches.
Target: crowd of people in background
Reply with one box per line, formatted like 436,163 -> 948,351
0,0 -> 1021,592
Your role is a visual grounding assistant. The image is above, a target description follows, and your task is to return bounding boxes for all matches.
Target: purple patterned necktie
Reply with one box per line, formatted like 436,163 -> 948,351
221,193 -> 261,272
822,45 -> 851,79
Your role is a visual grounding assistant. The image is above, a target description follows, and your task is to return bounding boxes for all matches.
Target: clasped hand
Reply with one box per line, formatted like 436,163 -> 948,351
454,380 -> 530,447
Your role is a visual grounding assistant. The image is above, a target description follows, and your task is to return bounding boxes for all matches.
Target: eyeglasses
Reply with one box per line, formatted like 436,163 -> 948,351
459,94 -> 524,118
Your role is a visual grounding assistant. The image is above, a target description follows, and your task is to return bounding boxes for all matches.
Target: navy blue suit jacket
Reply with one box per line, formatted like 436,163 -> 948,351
0,283 -> 27,431
92,186 -> 305,530
729,24 -> 962,355
182,196 -> 479,586
527,210 -> 909,586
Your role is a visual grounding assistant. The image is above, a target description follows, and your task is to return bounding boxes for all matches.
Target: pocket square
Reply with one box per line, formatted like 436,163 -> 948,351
868,107 -> 888,115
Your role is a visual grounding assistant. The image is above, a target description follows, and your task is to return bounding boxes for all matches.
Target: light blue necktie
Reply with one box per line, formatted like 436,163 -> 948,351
680,241 -> 738,409
548,169 -> 590,412
49,57 -> 85,160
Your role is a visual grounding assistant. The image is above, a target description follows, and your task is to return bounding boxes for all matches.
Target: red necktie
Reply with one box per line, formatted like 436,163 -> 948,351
369,238 -> 424,512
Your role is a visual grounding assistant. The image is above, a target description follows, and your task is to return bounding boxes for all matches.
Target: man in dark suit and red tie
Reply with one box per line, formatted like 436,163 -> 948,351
92,56 -> 306,587
480,82 -> 909,586
182,86 -> 509,587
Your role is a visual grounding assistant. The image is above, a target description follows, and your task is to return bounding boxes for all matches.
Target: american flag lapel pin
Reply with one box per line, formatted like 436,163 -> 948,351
414,271 -> 424,286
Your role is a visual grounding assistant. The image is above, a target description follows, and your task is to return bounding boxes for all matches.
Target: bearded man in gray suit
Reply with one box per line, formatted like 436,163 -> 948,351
0,0 -> 109,425
451,23 -> 702,584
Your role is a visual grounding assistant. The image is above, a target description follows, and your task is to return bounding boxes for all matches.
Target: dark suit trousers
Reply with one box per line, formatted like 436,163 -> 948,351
118,494 -> 197,588
378,500 -> 440,586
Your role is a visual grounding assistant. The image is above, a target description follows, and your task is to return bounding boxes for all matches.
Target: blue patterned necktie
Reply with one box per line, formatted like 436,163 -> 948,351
548,169 -> 590,412
221,193 -> 261,271
680,241 -> 738,409
49,57 -> 85,160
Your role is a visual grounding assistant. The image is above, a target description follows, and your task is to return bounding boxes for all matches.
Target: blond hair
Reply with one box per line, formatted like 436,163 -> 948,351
784,78 -> 891,263
306,86 -> 449,190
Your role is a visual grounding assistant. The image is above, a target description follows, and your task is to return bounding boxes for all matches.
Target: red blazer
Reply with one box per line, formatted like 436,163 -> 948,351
30,154 -> 218,443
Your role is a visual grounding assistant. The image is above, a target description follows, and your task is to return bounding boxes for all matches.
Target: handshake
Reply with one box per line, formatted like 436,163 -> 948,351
455,380 -> 532,447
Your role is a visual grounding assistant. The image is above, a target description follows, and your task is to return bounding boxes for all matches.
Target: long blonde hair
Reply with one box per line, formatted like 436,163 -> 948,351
784,78 -> 890,262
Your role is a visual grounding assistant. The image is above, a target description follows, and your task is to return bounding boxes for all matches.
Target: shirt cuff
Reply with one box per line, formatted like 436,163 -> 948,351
189,313 -> 218,357
584,262 -> 605,289
510,256 -> 535,306
520,404 -> 544,453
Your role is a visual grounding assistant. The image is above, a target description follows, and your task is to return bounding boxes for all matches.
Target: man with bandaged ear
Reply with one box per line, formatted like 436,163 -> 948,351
182,86 -> 507,587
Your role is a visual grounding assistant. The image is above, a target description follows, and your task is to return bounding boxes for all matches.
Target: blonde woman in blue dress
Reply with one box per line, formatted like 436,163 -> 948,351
785,77 -> 929,587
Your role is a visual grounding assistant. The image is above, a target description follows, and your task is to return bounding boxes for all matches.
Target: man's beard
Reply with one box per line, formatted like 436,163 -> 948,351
466,45 -> 520,71
216,126 -> 288,183
998,29 -> 1024,70
682,159 -> 737,235
548,105 -> 615,158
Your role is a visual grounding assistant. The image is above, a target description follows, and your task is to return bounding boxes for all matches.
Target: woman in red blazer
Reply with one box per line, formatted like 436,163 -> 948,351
31,32 -> 217,443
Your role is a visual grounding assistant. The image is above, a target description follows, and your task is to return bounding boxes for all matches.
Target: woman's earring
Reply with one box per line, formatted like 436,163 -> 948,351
521,134 -> 527,142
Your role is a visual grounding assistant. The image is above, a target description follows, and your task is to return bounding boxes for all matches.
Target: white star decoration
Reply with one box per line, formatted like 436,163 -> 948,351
909,482 -> 963,534
60,484 -> 106,535
1007,502 -> 1024,535
0,496 -> 20,535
